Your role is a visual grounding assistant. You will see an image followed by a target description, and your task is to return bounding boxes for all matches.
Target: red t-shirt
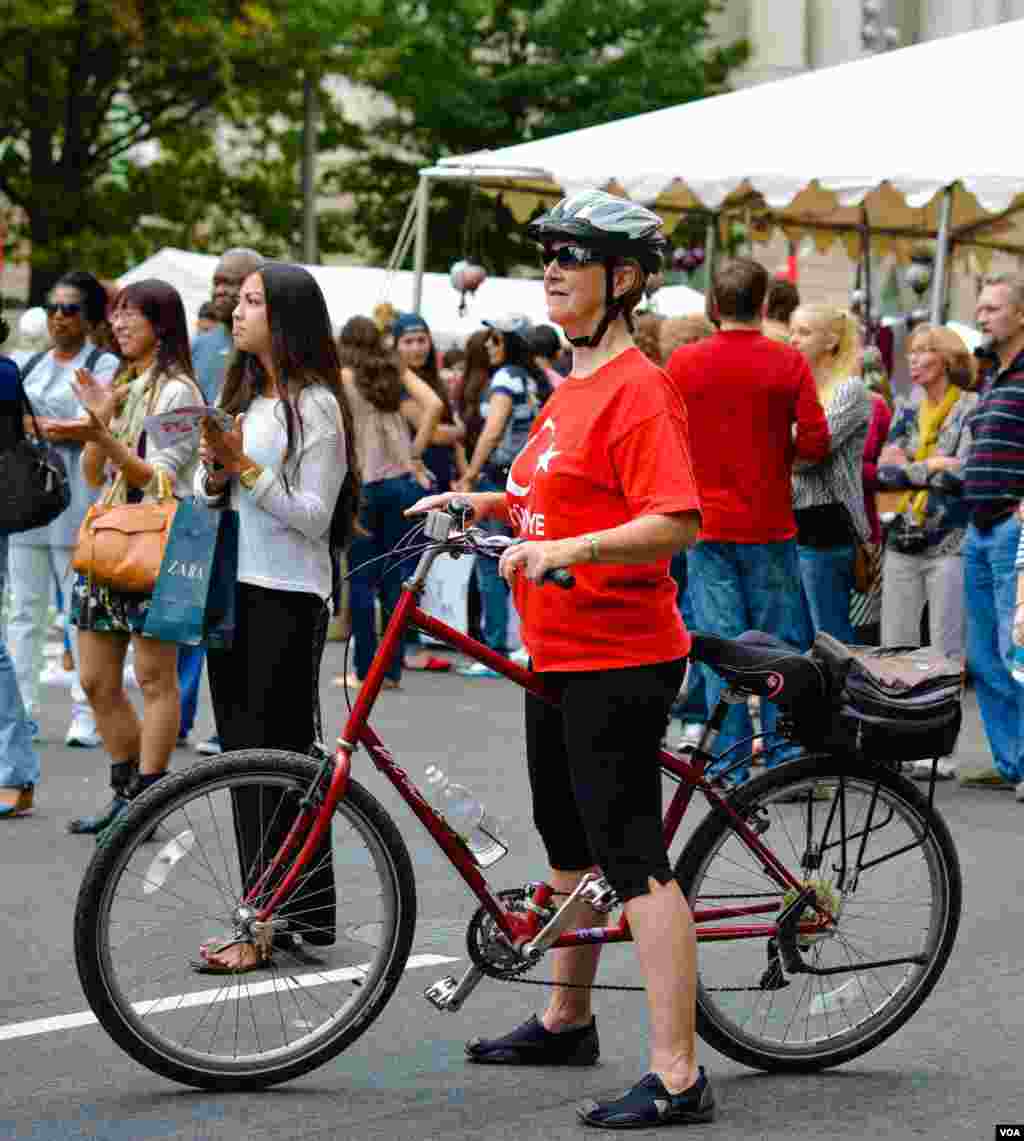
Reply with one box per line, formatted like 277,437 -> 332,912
665,330 -> 830,543
504,348 -> 701,673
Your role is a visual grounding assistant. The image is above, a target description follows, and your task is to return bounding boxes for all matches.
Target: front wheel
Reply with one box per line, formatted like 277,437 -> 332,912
675,754 -> 961,1072
74,750 -> 417,1090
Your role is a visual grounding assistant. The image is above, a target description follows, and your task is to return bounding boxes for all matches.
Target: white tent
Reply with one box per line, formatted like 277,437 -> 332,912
119,247 -> 704,346
417,20 -> 1024,319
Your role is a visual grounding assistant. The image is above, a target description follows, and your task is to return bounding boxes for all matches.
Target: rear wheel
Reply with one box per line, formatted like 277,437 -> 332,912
75,750 -> 416,1090
675,754 -> 960,1072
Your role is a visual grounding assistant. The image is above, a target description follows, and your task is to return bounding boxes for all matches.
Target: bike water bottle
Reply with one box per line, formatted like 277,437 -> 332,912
423,765 -> 507,867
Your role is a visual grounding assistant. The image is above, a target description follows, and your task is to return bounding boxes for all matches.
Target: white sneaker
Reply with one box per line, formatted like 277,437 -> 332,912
40,662 -> 76,687
65,709 -> 102,748
508,647 -> 530,666
910,758 -> 956,781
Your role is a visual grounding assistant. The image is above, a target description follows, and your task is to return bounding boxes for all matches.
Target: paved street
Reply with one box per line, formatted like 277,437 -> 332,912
2,637 -> 1023,1141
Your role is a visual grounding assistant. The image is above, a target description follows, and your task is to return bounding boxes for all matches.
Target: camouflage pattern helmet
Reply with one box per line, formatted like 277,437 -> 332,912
527,189 -> 668,274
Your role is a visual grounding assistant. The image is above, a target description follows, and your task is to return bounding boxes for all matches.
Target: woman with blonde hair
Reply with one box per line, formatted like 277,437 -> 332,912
789,304 -> 872,642
877,325 -> 977,776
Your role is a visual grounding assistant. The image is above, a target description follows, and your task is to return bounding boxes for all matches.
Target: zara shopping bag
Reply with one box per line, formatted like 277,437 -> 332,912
143,502 -> 238,647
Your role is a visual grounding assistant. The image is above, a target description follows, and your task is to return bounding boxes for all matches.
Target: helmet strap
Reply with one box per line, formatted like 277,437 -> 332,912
566,261 -> 625,349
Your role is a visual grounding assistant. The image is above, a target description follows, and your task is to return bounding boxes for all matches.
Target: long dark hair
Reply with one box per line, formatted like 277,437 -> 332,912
338,315 -> 404,413
457,329 -> 492,455
112,279 -> 195,384
219,262 -> 361,548
402,328 -> 454,424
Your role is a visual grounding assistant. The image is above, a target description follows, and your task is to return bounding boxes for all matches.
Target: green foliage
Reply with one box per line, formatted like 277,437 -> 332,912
334,0 -> 748,273
0,0 -> 369,300
1,0 -> 745,301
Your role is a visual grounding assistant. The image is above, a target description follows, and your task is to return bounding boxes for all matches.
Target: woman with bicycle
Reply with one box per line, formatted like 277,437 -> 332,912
409,190 -> 712,1130
193,262 -> 361,972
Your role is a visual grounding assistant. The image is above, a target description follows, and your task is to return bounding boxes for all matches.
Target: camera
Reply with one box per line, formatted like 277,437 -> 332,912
886,515 -> 928,555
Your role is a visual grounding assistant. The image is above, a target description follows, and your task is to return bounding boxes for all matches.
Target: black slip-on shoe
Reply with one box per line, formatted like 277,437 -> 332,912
577,1068 -> 715,1129
465,1014 -> 599,1066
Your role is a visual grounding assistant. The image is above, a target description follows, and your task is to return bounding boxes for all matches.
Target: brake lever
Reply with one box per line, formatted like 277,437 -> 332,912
488,536 -> 575,589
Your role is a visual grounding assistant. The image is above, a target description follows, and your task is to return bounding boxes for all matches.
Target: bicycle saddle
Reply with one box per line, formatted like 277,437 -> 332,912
690,630 -> 830,708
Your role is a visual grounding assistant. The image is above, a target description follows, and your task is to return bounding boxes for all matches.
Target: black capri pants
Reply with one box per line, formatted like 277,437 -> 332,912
525,657 -> 686,903
208,581 -> 335,946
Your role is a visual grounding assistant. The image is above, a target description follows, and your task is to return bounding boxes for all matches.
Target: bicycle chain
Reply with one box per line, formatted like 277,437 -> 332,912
467,889 -> 769,993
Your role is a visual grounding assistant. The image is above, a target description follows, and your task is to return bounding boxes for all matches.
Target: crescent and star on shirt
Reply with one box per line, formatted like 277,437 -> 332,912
506,416 -> 560,497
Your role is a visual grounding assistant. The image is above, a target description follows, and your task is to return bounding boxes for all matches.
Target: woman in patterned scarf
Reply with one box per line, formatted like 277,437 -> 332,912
62,279 -> 201,836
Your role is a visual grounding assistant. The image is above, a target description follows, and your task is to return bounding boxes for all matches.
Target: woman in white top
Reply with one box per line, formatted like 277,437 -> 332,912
9,270 -> 119,748
338,315 -> 442,688
193,262 -> 359,973
61,279 -> 202,835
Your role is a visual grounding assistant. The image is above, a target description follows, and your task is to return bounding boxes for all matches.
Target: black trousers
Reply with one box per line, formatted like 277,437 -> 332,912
525,658 -> 686,902
208,582 -> 335,945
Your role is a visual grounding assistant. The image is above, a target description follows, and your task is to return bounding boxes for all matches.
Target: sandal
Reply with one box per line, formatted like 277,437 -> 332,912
191,937 -> 271,975
405,653 -> 451,672
331,673 -> 401,690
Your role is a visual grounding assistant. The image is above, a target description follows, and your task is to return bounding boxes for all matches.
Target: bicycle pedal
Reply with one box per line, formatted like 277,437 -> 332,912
424,975 -> 459,1011
424,963 -> 486,1013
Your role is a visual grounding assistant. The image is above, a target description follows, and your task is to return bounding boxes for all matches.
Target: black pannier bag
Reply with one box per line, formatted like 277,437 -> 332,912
792,635 -> 963,762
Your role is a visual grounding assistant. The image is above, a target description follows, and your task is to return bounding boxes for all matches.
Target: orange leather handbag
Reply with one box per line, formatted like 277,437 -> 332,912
72,470 -> 178,594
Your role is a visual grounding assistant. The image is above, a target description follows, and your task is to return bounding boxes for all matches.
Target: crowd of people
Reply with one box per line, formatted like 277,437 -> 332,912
3,186 -> 1024,1127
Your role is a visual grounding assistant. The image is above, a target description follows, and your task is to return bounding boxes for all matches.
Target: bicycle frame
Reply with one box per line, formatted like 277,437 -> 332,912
249,534 -> 825,954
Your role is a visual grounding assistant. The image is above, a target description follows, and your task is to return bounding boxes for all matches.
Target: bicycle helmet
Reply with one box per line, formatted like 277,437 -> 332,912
527,189 -> 668,348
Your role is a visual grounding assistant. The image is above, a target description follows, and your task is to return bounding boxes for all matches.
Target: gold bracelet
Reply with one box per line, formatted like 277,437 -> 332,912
585,534 -> 600,562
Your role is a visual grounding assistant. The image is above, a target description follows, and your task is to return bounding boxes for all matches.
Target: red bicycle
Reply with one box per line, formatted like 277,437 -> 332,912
74,502 -> 962,1090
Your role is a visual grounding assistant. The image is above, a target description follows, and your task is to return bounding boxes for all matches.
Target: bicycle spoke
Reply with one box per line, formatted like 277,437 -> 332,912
681,762 -> 959,1070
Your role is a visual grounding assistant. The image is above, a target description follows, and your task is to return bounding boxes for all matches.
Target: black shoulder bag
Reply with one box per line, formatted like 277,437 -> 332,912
0,374 -> 71,535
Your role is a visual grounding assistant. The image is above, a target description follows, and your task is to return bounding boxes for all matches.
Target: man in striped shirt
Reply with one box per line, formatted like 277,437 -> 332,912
960,273 -> 1024,792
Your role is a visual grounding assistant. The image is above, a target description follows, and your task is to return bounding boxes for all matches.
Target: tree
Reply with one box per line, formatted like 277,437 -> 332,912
0,0 -> 369,302
334,0 -> 748,275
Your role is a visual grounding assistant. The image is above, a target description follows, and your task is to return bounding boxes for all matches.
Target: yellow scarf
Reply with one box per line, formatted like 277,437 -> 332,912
898,384 -> 961,523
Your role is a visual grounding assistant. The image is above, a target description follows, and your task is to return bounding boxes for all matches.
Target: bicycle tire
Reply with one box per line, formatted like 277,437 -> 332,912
675,753 -> 961,1072
74,750 -> 417,1090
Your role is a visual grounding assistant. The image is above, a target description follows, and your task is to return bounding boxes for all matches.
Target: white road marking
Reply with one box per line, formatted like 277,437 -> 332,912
0,953 -> 460,1043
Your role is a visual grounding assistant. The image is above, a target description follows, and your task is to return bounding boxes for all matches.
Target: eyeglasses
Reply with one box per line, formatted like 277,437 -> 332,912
111,309 -> 146,325
44,302 -> 83,317
540,244 -> 603,270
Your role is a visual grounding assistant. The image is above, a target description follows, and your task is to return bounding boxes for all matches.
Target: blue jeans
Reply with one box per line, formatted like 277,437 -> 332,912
797,544 -> 856,644
964,516 -> 1024,782
349,476 -> 423,682
0,535 -> 40,788
688,540 -> 812,779
177,643 -> 206,737
473,474 -> 511,654
670,552 -> 707,724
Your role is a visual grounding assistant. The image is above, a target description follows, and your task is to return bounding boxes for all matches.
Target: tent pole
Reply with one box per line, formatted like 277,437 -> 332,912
705,212 -> 718,283
929,185 -> 954,325
412,175 -> 432,315
861,206 -> 873,334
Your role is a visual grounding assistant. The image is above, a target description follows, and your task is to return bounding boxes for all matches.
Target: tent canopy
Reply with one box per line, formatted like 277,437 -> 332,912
423,20 -> 1024,269
119,248 -> 703,345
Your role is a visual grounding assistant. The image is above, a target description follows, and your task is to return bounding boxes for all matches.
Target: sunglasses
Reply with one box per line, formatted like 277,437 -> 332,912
540,244 -> 603,270
44,302 -> 83,317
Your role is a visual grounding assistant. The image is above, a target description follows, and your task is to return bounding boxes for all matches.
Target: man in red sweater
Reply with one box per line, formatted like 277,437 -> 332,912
665,258 -> 829,783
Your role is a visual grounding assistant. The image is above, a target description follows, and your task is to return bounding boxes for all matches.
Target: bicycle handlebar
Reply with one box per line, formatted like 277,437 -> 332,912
428,504 -> 576,589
